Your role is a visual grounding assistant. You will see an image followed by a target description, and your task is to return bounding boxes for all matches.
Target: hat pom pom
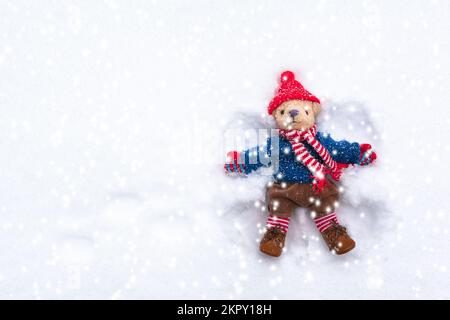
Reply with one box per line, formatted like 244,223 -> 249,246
280,70 -> 295,83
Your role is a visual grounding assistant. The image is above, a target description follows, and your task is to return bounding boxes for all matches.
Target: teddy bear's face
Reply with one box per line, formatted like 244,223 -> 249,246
273,100 -> 321,131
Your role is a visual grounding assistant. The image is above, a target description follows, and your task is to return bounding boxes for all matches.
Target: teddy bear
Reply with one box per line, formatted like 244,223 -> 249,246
224,70 -> 377,257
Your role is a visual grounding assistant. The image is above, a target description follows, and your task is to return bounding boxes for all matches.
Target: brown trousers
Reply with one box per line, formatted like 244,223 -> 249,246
266,180 -> 339,219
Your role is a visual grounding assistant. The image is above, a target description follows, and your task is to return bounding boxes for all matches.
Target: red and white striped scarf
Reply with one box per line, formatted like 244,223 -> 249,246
279,124 -> 347,193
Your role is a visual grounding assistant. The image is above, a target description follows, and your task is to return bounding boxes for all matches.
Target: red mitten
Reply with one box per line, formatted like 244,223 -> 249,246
224,151 -> 246,174
359,143 -> 377,166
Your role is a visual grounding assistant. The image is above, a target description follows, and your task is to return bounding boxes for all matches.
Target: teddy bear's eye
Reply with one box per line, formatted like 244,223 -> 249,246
305,110 -> 309,115
280,110 -> 285,115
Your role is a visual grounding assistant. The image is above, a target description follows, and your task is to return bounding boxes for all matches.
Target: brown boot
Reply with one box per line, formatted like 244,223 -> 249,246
321,221 -> 356,255
259,226 -> 287,257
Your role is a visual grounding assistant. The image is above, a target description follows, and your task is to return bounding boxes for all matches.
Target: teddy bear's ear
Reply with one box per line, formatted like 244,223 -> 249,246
311,102 -> 322,115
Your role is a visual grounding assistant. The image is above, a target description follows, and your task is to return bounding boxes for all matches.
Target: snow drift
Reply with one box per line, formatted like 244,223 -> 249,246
0,0 -> 449,299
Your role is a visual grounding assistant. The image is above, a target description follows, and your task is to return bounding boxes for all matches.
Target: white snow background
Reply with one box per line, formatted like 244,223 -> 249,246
1,0 -> 450,299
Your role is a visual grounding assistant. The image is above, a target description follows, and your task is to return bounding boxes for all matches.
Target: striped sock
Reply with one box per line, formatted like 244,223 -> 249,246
314,212 -> 339,233
267,215 -> 290,233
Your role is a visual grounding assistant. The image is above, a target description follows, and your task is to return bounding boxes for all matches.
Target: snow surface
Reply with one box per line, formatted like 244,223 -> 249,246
1,0 -> 450,299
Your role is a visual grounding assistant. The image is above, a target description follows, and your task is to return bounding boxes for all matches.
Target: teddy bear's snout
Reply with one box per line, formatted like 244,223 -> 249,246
289,109 -> 299,118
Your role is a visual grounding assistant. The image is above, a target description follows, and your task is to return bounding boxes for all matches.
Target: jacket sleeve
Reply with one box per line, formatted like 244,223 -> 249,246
319,132 -> 361,164
226,137 -> 273,175
242,137 -> 273,174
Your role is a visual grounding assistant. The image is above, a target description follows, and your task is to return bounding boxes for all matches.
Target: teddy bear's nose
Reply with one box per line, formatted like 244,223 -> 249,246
289,110 -> 299,117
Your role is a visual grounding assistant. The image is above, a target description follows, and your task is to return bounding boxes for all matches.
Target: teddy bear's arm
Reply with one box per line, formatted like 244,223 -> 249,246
318,133 -> 361,165
224,138 -> 273,175
319,133 -> 377,166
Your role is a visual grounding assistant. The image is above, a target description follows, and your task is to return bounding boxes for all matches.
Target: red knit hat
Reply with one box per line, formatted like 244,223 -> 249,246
267,70 -> 320,115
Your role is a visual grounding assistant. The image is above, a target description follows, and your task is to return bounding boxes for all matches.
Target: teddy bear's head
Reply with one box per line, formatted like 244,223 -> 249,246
272,99 -> 321,130
268,71 -> 321,131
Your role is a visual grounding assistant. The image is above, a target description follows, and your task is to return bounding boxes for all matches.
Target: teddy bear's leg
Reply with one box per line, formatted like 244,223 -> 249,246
259,184 -> 297,257
308,183 -> 356,255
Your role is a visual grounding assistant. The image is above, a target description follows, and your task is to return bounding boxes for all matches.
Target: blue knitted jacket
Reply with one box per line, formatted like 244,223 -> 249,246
234,132 -> 361,183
